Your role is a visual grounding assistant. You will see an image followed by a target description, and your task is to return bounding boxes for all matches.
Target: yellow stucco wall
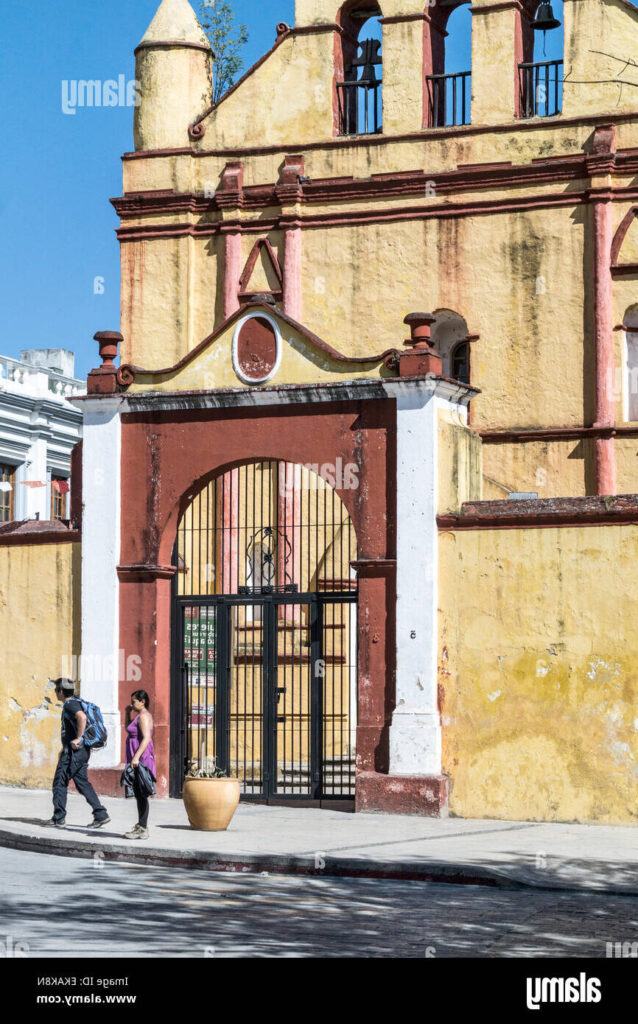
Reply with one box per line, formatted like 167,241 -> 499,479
439,523 -> 638,823
0,542 -> 81,789
438,411 -> 483,514
563,0 -> 638,119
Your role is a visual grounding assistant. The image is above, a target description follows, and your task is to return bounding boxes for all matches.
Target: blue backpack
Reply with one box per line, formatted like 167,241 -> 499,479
72,698 -> 108,750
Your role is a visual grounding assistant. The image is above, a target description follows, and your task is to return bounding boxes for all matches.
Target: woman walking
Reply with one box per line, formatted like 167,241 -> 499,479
122,690 -> 156,840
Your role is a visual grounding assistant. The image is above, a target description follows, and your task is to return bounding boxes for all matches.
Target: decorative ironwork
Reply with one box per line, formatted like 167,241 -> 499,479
240,526 -> 297,595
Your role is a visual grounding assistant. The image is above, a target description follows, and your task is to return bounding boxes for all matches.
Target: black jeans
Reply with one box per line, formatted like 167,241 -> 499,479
52,746 -> 108,824
132,772 -> 149,829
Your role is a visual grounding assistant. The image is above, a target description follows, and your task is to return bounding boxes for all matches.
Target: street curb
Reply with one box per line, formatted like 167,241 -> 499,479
0,826 -> 634,896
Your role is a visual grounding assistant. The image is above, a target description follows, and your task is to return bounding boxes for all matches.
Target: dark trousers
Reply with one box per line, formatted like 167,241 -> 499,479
133,772 -> 150,829
52,746 -> 108,824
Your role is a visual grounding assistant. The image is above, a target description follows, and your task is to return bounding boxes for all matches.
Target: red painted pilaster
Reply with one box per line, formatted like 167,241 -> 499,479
592,197 -> 617,495
282,220 -> 303,322
588,126 -> 617,497
222,227 -> 242,320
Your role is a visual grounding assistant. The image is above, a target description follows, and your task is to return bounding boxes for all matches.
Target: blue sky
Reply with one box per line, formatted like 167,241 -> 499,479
0,1 -> 562,380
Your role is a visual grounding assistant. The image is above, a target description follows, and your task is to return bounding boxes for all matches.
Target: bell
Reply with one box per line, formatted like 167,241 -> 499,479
532,2 -> 561,31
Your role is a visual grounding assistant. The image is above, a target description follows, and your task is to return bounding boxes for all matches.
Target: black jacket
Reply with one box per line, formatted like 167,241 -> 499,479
120,763 -> 156,798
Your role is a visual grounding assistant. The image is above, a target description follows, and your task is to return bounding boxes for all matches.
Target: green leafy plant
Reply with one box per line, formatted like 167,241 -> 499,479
199,1 -> 249,104
185,758 -> 228,779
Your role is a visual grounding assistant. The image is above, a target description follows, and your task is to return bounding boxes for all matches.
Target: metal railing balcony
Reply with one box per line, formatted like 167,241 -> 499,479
518,59 -> 563,118
426,71 -> 471,128
336,79 -> 382,136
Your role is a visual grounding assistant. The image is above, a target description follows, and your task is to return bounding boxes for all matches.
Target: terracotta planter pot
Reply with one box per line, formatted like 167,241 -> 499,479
182,777 -> 240,831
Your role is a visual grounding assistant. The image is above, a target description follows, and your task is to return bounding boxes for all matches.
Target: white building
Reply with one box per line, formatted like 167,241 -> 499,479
0,349 -> 83,524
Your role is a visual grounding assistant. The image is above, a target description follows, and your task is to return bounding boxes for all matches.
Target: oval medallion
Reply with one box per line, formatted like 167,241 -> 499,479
233,314 -> 281,384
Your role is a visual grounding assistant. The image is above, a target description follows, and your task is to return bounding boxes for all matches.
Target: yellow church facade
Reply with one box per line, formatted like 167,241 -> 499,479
5,0 -> 638,822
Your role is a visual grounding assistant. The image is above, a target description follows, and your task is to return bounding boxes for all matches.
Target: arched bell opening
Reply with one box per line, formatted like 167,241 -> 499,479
336,1 -> 383,136
425,2 -> 472,128
171,459 -> 359,805
518,0 -> 564,118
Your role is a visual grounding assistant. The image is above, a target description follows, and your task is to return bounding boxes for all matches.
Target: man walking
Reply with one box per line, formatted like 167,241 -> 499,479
49,678 -> 111,829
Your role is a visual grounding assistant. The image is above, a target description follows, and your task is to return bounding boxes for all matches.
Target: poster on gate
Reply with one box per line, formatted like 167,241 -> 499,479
183,608 -> 217,679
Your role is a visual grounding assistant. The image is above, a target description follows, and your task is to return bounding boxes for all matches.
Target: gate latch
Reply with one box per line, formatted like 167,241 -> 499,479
276,687 -> 286,704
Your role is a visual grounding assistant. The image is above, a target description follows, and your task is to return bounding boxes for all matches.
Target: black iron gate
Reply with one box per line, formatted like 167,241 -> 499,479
170,460 -> 358,804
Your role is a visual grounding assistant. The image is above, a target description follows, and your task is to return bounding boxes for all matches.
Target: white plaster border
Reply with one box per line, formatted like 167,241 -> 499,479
231,311 -> 283,386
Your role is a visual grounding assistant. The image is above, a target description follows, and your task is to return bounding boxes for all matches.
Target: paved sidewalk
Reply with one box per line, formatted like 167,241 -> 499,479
1,785 -> 637,894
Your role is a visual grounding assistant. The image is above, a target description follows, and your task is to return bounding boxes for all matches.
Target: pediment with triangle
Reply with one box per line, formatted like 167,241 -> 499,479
118,301 -> 399,394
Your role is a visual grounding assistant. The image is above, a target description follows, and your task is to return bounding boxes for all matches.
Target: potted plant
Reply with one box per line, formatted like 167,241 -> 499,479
182,760 -> 241,832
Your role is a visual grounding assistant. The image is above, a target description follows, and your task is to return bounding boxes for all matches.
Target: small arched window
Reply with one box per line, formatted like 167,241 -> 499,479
624,305 -> 638,422
425,2 -> 471,128
518,0 -> 564,118
452,341 -> 470,385
336,2 -> 383,136
431,310 -> 471,384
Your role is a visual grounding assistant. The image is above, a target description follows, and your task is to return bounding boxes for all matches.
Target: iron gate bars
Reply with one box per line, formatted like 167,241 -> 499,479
172,460 -> 359,802
173,593 -> 357,801
518,60 -> 563,118
176,460 -> 358,600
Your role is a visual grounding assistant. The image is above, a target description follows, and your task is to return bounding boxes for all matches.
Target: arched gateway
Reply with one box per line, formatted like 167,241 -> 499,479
80,300 -> 476,817
171,460 -> 358,804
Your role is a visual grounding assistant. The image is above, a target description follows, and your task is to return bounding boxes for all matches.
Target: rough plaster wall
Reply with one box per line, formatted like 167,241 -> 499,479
438,415 -> 483,514
301,206 -> 587,426
205,33 -> 335,150
0,543 -> 81,789
482,439 -> 596,499
121,238 -> 191,368
563,0 -> 638,119
471,8 -> 517,125
614,439 -> 638,492
439,524 -> 638,823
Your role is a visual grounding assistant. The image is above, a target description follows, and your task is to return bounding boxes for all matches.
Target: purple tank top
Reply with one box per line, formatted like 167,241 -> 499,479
126,714 -> 156,780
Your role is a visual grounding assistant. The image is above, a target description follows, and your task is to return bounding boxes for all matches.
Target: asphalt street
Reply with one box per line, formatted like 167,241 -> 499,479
1,848 -> 637,957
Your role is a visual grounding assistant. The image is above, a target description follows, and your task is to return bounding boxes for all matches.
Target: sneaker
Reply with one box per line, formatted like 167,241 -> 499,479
124,827 -> 149,841
86,817 -> 111,829
47,818 -> 66,828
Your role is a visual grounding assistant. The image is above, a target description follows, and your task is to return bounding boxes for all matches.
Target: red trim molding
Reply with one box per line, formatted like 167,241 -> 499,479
115,151 -> 620,216
470,1 -> 524,12
438,495 -> 638,531
351,558 -> 397,577
114,191 -> 594,243
135,39 -> 212,55
117,564 -> 177,582
479,425 -> 638,443
380,13 -> 429,23
0,526 -> 80,547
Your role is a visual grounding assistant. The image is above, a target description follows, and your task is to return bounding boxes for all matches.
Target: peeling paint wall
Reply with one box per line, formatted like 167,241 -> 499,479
0,542 -> 81,788
439,524 -> 638,823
